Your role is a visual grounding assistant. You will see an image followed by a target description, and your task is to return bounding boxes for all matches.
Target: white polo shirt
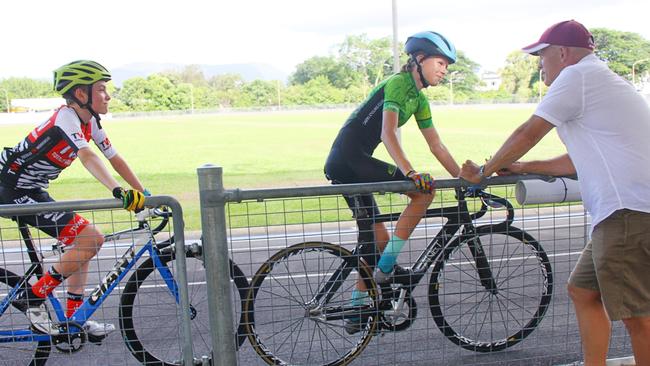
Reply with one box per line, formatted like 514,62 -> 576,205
534,53 -> 650,229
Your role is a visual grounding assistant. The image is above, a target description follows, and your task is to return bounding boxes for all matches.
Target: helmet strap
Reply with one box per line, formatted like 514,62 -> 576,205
84,85 -> 102,124
69,85 -> 102,126
412,56 -> 430,88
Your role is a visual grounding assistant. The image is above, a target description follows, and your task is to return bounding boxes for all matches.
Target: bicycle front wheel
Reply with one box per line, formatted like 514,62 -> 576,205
119,247 -> 249,365
245,241 -> 378,366
0,268 -> 51,366
428,226 -> 553,352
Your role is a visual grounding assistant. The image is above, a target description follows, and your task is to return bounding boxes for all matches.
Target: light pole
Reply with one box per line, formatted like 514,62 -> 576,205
0,88 -> 9,113
391,0 -> 400,73
632,58 -> 649,88
449,71 -> 459,105
276,80 -> 281,110
187,84 -> 194,113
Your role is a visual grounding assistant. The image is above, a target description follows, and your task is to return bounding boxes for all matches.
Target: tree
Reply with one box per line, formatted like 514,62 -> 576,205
116,74 -> 185,111
592,28 -> 650,80
161,65 -> 208,87
290,56 -> 360,89
0,77 -> 56,107
447,51 -> 481,95
337,34 -> 393,87
499,51 -> 538,100
241,80 -> 279,107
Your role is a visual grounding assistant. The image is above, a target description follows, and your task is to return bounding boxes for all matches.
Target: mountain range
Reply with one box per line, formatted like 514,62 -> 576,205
111,62 -> 289,86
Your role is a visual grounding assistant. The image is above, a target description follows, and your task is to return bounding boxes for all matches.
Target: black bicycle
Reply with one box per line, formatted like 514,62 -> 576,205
244,187 -> 553,366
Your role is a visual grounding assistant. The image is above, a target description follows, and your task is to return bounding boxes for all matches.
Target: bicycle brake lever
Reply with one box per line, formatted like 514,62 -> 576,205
483,198 -> 504,208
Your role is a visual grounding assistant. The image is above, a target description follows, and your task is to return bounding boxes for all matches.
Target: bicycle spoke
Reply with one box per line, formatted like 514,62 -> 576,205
278,314 -> 306,359
281,260 -> 308,306
247,242 -> 376,365
430,229 -> 552,352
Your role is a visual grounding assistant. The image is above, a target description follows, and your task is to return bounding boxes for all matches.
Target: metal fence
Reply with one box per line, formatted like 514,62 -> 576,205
0,167 -> 637,366
198,165 -> 634,366
0,195 -> 199,366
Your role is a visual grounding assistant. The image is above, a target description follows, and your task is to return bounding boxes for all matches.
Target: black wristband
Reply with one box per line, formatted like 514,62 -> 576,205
112,187 -> 124,199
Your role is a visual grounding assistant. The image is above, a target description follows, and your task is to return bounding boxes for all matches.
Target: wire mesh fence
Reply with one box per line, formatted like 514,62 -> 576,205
0,196 -> 199,366
220,177 -> 634,366
0,172 -> 638,366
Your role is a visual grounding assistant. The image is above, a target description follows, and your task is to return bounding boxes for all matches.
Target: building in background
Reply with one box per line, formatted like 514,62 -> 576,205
477,71 -> 502,91
10,98 -> 64,113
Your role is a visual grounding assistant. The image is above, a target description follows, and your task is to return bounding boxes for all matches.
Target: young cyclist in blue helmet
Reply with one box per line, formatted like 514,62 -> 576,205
0,60 -> 147,337
324,31 -> 461,332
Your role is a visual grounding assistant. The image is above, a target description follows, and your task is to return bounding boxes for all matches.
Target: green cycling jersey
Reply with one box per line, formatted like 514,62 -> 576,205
330,71 -> 433,156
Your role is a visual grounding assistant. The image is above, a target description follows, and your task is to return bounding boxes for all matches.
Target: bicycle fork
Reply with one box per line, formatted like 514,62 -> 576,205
465,232 -> 498,294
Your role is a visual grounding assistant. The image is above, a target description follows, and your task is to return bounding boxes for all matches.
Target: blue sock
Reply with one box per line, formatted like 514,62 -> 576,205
351,289 -> 368,306
377,236 -> 406,273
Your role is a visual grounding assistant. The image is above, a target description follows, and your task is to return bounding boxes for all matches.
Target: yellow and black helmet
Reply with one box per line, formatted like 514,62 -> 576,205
53,60 -> 111,96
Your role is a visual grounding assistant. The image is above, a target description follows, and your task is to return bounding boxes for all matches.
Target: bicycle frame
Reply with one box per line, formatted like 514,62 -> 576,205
313,188 -> 506,309
0,220 -> 178,345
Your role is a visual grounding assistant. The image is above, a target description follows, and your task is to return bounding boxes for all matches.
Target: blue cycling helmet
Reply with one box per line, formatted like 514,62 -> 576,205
405,31 -> 457,64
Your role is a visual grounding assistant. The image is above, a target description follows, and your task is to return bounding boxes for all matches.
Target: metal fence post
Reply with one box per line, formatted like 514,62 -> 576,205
198,164 -> 237,365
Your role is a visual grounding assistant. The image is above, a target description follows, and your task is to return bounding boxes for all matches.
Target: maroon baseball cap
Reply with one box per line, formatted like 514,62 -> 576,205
522,20 -> 595,55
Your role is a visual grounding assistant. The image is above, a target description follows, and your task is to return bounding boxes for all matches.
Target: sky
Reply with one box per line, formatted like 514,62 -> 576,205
2,0 -> 650,80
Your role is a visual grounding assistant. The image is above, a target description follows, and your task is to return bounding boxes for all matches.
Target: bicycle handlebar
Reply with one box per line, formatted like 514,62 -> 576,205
136,207 -> 172,235
465,188 -> 514,225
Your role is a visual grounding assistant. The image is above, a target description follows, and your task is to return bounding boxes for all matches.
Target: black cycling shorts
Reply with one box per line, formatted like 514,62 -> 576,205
0,185 -> 90,245
324,148 -> 406,218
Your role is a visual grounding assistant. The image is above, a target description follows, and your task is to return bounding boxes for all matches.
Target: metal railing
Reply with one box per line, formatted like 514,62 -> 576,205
0,195 -> 194,365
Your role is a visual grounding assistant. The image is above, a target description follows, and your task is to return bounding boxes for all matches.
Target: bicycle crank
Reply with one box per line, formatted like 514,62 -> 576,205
52,321 -> 86,353
379,289 -> 417,332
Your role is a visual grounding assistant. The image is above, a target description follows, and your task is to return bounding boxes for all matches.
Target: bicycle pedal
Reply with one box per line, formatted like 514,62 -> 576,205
87,334 -> 106,345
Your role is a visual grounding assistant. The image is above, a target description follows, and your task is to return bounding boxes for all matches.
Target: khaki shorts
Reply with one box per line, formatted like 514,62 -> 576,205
568,209 -> 650,320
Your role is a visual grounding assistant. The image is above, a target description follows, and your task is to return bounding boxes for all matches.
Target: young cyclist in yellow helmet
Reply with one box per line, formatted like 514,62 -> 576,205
0,60 -> 147,337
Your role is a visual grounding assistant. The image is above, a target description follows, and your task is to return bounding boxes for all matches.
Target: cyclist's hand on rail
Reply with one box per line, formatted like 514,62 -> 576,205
407,171 -> 435,193
113,187 -> 146,212
459,160 -> 482,184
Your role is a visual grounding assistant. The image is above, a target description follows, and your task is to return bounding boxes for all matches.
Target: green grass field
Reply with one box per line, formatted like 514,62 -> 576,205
0,106 -> 565,231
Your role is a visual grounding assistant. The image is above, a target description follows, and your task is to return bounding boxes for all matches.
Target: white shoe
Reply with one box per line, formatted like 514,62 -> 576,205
83,320 -> 116,338
26,303 -> 59,335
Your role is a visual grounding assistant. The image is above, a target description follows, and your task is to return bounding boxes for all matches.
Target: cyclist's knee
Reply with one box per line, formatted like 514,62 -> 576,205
73,225 -> 105,252
408,191 -> 435,205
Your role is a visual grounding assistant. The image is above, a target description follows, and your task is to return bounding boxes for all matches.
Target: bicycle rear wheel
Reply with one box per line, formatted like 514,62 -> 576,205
245,241 -> 378,366
0,268 -> 51,366
119,247 -> 249,365
428,226 -> 553,352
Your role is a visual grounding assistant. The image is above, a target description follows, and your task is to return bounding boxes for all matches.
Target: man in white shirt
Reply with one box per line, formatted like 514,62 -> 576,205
460,20 -> 650,366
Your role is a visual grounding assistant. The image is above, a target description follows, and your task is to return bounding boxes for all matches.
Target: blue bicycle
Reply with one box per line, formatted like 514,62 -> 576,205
0,208 -> 250,365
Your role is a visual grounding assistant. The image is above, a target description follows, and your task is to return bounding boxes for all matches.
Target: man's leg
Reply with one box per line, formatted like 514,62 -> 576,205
567,284 -> 610,366
622,316 -> 650,365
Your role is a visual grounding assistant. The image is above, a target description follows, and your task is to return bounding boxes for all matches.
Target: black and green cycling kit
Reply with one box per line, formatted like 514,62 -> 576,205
324,71 -> 433,216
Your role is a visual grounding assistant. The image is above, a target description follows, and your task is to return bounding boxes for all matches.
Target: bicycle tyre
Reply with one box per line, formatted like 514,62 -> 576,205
245,241 -> 378,366
119,247 -> 249,365
0,267 -> 51,366
428,225 -> 553,352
